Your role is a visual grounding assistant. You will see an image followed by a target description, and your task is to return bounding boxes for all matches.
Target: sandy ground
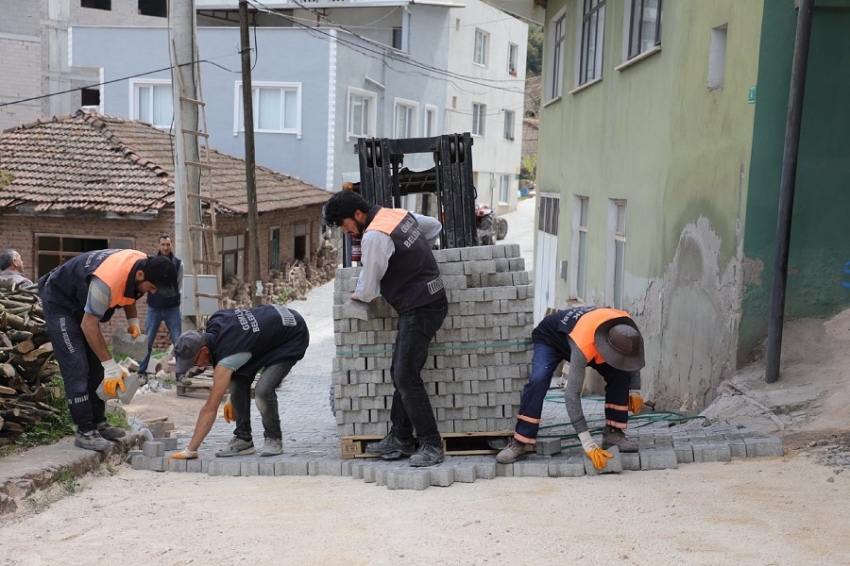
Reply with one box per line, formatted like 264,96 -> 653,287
3,198 -> 850,564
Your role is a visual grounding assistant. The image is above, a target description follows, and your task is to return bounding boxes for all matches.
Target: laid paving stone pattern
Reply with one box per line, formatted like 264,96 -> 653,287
130,422 -> 783,490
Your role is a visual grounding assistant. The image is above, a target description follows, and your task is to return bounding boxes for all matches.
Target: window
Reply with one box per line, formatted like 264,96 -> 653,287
132,80 -> 172,128
707,24 -> 727,91
474,29 -> 489,66
347,88 -> 375,138
293,222 -> 308,263
269,227 -> 280,270
580,0 -> 606,85
539,195 -> 560,237
508,43 -> 518,75
81,0 -> 111,10
472,103 -> 486,137
394,99 -> 417,138
236,82 -> 300,134
575,196 -> 589,301
610,200 -> 626,308
549,13 -> 566,100
219,234 -> 245,282
498,175 -> 511,204
628,0 -> 662,59
36,235 -> 132,279
138,0 -> 167,17
424,105 -> 438,137
392,27 -> 403,50
503,110 -> 515,140
81,87 -> 100,112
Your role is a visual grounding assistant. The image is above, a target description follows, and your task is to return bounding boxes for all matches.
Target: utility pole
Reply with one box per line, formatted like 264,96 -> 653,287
239,0 -> 262,307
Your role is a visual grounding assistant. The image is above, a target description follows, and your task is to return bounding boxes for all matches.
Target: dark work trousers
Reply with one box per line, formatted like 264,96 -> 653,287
389,299 -> 448,448
230,358 -> 298,442
40,297 -> 106,433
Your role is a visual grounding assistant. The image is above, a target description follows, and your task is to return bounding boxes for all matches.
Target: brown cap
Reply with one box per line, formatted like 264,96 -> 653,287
594,317 -> 645,372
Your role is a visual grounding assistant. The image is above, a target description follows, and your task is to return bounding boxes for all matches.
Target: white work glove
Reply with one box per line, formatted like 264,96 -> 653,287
169,448 -> 198,461
579,431 -> 613,471
127,318 -> 141,339
101,359 -> 129,397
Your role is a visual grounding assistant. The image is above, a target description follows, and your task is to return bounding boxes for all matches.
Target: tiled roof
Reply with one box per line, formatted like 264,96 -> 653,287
0,111 -> 331,215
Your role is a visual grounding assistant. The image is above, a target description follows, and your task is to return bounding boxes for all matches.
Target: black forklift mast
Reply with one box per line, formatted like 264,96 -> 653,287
342,133 -> 477,267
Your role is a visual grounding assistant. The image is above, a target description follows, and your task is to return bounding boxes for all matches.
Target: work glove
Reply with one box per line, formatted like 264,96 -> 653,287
127,318 -> 142,339
628,392 -> 644,415
101,359 -> 129,397
579,431 -> 613,471
222,401 -> 234,423
168,448 -> 198,461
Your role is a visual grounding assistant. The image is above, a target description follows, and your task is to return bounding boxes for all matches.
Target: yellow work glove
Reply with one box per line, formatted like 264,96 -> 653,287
169,448 -> 198,461
223,401 -> 234,423
127,318 -> 142,339
101,359 -> 129,397
628,393 -> 644,415
579,431 -> 613,471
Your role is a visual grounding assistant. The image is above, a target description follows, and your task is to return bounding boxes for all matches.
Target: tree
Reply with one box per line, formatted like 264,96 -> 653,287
527,24 -> 543,77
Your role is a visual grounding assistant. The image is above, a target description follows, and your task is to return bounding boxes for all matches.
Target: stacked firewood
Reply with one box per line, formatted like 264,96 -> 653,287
0,278 -> 62,447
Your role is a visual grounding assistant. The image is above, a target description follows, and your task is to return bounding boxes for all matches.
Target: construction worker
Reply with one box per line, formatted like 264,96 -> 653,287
497,306 -> 646,470
168,304 -> 309,460
138,234 -> 185,383
0,249 -> 33,286
38,249 -> 179,451
322,190 -> 448,468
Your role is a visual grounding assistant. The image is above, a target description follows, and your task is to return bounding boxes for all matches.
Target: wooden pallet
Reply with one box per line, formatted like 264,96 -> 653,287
340,431 -> 515,459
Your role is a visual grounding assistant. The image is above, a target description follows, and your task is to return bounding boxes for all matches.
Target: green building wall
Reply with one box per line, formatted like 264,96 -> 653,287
536,0 -> 763,410
740,0 -> 850,363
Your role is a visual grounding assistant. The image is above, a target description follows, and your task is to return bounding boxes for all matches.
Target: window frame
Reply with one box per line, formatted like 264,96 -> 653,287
346,87 -> 376,140
547,10 -> 567,102
507,42 -> 519,76
393,98 -> 419,138
498,174 -> 511,204
608,199 -> 627,309
572,196 -> 589,301
269,227 -> 281,270
129,78 -> 173,129
627,0 -> 663,60
503,109 -> 515,141
218,233 -> 246,282
472,102 -> 486,137
234,81 -> 302,137
424,104 -> 438,137
35,234 -> 133,280
579,0 -> 606,86
474,29 -> 490,67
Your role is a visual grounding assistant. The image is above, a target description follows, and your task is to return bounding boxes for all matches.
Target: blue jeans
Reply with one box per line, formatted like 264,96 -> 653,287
231,359 -> 297,442
389,299 -> 448,448
139,306 -> 182,375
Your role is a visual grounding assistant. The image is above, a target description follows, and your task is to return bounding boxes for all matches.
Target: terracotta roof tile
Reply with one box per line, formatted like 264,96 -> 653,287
0,111 -> 331,216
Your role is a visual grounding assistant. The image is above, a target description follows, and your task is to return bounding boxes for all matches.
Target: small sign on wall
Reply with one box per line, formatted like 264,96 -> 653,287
748,86 -> 757,104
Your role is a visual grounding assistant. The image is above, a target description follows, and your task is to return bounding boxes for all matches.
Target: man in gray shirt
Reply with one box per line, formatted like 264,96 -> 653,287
0,249 -> 33,286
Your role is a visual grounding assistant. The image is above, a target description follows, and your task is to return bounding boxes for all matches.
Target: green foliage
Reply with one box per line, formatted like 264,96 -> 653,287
521,154 -> 538,180
57,470 -> 80,494
18,378 -> 76,448
276,287 -> 292,305
527,24 -> 544,76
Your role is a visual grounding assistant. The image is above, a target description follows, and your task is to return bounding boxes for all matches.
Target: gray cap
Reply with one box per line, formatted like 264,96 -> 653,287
174,330 -> 206,376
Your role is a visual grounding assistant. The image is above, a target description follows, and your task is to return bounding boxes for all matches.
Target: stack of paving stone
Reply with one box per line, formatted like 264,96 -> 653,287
331,243 -> 534,439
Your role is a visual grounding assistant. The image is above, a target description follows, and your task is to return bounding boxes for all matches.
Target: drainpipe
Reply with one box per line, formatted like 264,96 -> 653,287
765,0 -> 814,384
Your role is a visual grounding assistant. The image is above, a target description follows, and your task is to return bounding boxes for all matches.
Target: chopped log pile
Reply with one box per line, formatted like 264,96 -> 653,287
0,277 -> 62,447
221,239 -> 337,310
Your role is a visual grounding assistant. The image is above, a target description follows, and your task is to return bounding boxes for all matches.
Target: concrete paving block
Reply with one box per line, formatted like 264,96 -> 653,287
387,469 -> 431,491
187,459 -> 204,474
639,448 -> 678,470
549,458 -> 585,478
673,444 -> 694,464
137,456 -> 166,472
361,464 -> 380,483
241,461 -> 260,476
474,462 -> 497,480
159,437 -> 178,451
310,460 -> 343,476
350,462 -> 365,480
130,454 -> 146,470
429,465 -> 455,487
208,460 -> 241,476
167,458 -> 187,473
275,460 -> 309,476
585,446 -> 623,476
376,464 -> 403,486
693,442 -> 731,463
535,438 -> 562,456
744,437 -> 784,458
514,461 -> 550,478
495,463 -> 514,477
728,439 -> 747,459
620,451 -> 641,471
142,441 -> 165,458
340,461 -> 353,477
258,461 -> 276,476
454,463 -> 478,483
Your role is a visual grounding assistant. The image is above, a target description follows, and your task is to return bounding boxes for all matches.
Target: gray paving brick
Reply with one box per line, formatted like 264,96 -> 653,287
744,437 -> 784,458
208,460 -> 241,476
258,461 -> 276,476
495,463 -> 514,477
241,461 -> 260,476
548,458 -> 585,477
454,463 -> 478,483
692,442 -> 731,463
159,438 -> 178,451
362,464 -> 378,483
167,458 -> 187,473
275,460 -> 309,476
585,446 -> 623,476
350,462 -> 365,480
429,465 -> 455,487
142,441 -> 164,457
187,459 -> 204,474
673,444 -> 694,464
474,462 -> 497,480
514,461 -> 550,477
729,439 -> 747,459
620,451 -> 641,471
131,455 -> 166,472
309,460 -> 343,476
387,469 -> 431,491
535,438 -> 562,456
640,449 -> 678,470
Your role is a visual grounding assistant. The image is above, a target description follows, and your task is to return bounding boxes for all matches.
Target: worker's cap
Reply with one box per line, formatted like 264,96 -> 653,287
594,317 -> 645,372
174,330 -> 206,376
143,255 -> 179,298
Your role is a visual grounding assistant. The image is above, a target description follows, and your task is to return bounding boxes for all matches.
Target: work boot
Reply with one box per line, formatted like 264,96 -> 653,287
365,432 -> 416,460
602,427 -> 638,453
496,438 -> 529,464
176,375 -> 192,386
215,436 -> 255,457
96,421 -> 127,441
409,443 -> 445,467
74,429 -> 113,452
260,437 -> 283,457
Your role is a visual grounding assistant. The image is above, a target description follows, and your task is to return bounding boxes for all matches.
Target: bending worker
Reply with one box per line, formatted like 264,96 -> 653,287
38,249 -> 179,451
323,190 -> 448,468
169,304 -> 309,459
497,306 -> 646,470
